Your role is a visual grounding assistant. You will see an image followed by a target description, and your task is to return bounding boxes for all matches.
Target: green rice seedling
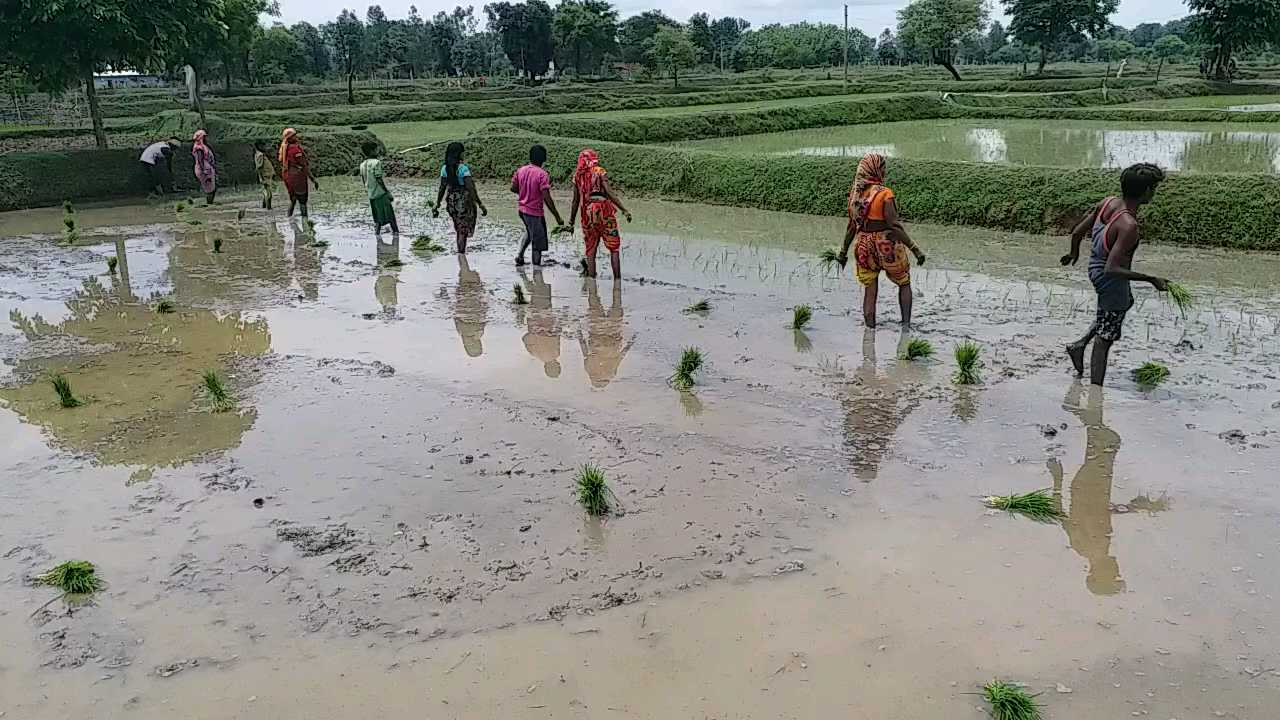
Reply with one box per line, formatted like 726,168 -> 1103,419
305,218 -> 317,235
1166,282 -> 1193,318
683,299 -> 711,314
186,218 -> 203,227
982,679 -> 1043,720
63,199 -> 73,214
62,203 -> 79,244
513,283 -> 528,305
576,463 -> 610,516
411,235 -> 446,253
201,369 -> 235,412
174,200 -> 187,213
36,560 -> 103,595
1132,362 -> 1170,388
236,207 -> 246,222
106,256 -> 118,274
954,341 -> 982,385
212,237 -> 223,253
384,258 -> 404,268
49,373 -> 82,408
790,304 -> 813,330
903,338 -> 935,360
984,489 -> 1063,522
818,247 -> 841,271
155,299 -> 176,314
669,347 -> 705,390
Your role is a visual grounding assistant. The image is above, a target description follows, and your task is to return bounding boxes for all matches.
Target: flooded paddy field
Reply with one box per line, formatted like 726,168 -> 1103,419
673,118 -> 1280,173
2,182 -> 1279,719
1122,94 -> 1280,111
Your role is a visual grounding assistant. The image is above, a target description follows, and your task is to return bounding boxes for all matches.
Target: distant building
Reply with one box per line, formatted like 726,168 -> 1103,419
93,71 -> 166,90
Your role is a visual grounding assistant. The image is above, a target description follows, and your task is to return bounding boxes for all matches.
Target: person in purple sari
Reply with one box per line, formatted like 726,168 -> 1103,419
192,130 -> 217,205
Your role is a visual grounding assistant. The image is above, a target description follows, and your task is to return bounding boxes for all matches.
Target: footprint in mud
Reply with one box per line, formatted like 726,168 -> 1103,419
273,521 -> 360,556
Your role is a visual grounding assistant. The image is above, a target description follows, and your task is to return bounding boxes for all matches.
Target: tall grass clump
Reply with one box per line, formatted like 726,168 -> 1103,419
982,679 -> 1043,720
62,200 -> 79,244
903,338 -> 935,360
669,347 -> 705,390
174,200 -> 188,213
1132,362 -> 1170,388
36,560 -> 103,595
954,341 -> 982,385
1166,282 -> 1193,319
513,283 -> 528,305
790,304 -> 813,330
201,369 -> 235,412
49,373 -> 82,408
106,256 -> 118,274
683,299 -> 711,314
576,463 -> 610,516
984,489 -> 1063,522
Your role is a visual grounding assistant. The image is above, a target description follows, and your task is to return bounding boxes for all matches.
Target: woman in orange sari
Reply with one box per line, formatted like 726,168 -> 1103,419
838,153 -> 927,328
568,149 -> 632,279
279,128 -> 319,218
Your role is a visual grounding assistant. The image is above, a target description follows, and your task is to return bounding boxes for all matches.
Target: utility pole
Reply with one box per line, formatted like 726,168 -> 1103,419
843,4 -> 849,92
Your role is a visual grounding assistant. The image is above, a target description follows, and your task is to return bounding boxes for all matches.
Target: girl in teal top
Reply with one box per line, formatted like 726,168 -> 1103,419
433,142 -> 487,253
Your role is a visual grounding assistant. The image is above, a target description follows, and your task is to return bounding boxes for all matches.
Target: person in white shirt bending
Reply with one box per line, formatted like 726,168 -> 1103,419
139,138 -> 182,197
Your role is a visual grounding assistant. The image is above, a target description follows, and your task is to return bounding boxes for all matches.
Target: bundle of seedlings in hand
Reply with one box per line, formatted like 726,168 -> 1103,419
982,679 -> 1043,720
576,463 -> 610,516
983,489 -> 1063,522
790,304 -> 813,330
202,369 -> 235,412
513,284 -> 528,305
49,373 -> 82,408
1166,282 -> 1193,319
903,338 -> 935,360
683,299 -> 711,314
1132,362 -> 1170,388
155,299 -> 176,314
36,560 -> 103,595
106,256 -> 118,274
818,247 -> 841,271
953,341 -> 982,385
669,347 -> 705,390
411,235 -> 446,253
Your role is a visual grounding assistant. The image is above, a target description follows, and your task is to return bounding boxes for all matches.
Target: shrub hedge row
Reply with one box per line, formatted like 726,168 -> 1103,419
946,80 -> 1238,108
394,130 -> 1280,250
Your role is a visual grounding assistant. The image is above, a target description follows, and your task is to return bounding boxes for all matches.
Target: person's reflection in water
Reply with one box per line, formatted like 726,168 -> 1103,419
375,237 -> 401,317
112,237 -> 134,302
452,254 -> 488,357
289,220 -> 320,301
519,267 -> 561,378
1050,382 -> 1125,596
839,328 -> 920,481
579,279 -> 633,388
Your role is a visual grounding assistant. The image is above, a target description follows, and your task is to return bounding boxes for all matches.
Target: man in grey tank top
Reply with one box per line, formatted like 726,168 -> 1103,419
1059,164 -> 1171,387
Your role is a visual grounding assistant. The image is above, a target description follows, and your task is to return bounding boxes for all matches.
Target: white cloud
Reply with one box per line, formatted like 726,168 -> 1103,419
277,0 -> 1187,35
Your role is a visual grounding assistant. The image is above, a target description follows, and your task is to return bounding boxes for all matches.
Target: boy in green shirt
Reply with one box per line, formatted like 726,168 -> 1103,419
358,141 -> 398,238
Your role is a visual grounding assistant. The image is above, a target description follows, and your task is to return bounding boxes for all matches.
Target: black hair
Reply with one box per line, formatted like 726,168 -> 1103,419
1120,163 -> 1165,200
529,144 -> 547,166
361,140 -> 380,159
254,141 -> 268,152
445,141 -> 465,186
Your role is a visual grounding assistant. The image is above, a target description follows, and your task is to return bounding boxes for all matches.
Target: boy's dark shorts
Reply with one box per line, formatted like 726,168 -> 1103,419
1092,307 -> 1128,342
520,212 -> 548,252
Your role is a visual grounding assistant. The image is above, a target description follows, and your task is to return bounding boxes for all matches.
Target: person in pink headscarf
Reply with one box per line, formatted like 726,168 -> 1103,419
191,130 -> 217,205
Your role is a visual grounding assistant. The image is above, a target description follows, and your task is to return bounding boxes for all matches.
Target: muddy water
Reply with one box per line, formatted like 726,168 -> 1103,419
2,182 -> 1279,719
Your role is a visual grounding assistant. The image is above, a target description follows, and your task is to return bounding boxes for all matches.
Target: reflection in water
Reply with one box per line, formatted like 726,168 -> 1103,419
793,329 -> 813,354
1050,383 -> 1125,596
289,221 -> 321,301
375,237 -> 401,317
579,280 -> 633,389
678,390 -> 705,417
452,255 -> 488,358
0,242 -> 269,470
519,268 -> 561,378
839,330 -> 920,481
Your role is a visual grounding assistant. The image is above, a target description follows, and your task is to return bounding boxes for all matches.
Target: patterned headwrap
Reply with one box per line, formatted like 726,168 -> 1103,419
278,127 -> 297,167
848,153 -> 888,232
574,148 -> 600,199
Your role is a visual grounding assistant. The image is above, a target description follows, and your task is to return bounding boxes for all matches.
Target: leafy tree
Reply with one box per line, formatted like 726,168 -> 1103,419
364,5 -> 394,72
0,0 -> 215,149
1130,22 -> 1166,47
618,11 -> 681,65
291,22 -> 331,77
252,24 -> 306,84
687,13 -> 714,64
427,8 -> 474,75
709,17 -> 750,70
553,0 -> 619,76
323,9 -> 366,104
221,0 -> 278,91
732,23 -> 853,70
987,20 -> 1008,53
876,28 -> 901,65
1188,0 -> 1280,80
992,39 -> 1034,68
896,0 -> 988,80
485,1 -> 555,78
1095,38 -> 1135,75
650,26 -> 697,87
163,0 -> 230,123
1001,0 -> 1118,74
1153,34 -> 1189,83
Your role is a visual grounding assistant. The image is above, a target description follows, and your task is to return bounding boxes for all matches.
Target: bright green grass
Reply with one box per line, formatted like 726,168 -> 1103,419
1122,94 -> 1280,110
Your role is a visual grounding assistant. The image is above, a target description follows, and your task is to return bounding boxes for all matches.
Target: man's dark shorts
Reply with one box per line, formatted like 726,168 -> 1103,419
520,212 -> 548,252
1092,307 -> 1128,342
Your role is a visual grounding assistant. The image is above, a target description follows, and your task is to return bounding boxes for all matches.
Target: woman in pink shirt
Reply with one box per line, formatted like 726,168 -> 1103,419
510,145 -> 565,267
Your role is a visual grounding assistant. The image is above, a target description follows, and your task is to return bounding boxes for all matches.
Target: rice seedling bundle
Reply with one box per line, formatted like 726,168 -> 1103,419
49,373 -> 82,408
37,560 -> 103,595
954,341 -> 982,385
791,304 -> 813,330
1132,362 -> 1170,388
983,680 -> 1043,720
576,464 -> 610,515
983,489 -> 1063,521
669,347 -> 705,390
903,338 -> 934,360
513,284 -> 528,305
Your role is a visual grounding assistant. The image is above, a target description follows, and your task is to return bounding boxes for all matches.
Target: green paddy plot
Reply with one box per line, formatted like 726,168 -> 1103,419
371,92 -> 908,151
673,118 -> 1280,173
1122,94 -> 1280,111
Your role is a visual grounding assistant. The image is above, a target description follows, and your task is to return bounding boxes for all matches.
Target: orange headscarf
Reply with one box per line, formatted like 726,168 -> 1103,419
574,148 -> 600,199
848,153 -> 888,232
278,128 -> 297,167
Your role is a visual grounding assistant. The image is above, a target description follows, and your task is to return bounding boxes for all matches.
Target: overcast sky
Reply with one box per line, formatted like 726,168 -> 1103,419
277,0 -> 1190,34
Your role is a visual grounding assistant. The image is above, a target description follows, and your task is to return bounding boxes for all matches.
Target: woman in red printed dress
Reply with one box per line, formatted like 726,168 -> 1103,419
279,128 -> 319,218
568,149 -> 632,279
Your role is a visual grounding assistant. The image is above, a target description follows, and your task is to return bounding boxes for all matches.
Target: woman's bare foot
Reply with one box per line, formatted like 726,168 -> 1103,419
1066,344 -> 1086,377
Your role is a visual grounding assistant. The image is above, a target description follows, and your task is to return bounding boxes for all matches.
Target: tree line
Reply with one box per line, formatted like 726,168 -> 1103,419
4,0 -> 1280,149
